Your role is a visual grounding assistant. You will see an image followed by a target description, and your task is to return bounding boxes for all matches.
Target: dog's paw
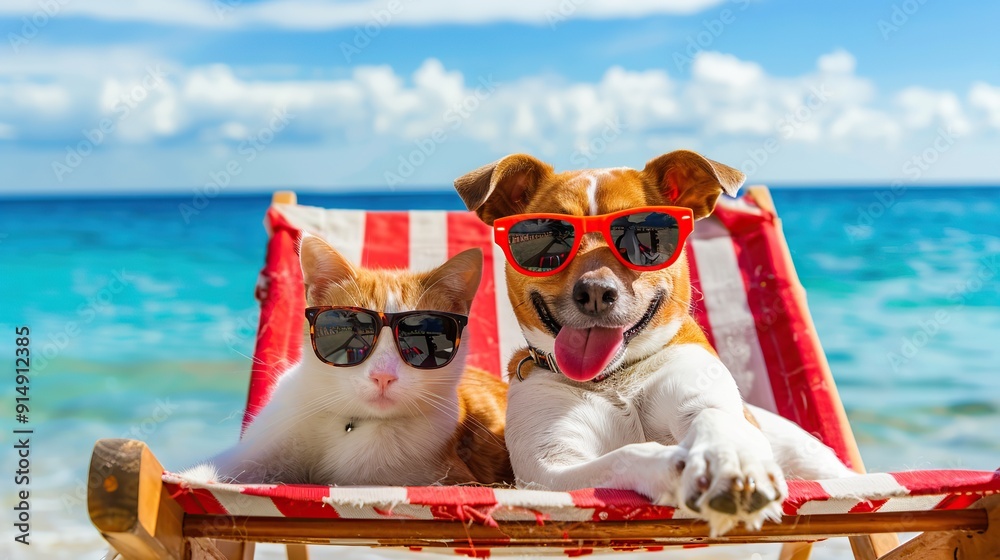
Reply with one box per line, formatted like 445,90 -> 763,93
669,412 -> 788,536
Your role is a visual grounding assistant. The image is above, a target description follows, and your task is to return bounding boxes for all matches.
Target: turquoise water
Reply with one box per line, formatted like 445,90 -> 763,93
1,188 -> 998,557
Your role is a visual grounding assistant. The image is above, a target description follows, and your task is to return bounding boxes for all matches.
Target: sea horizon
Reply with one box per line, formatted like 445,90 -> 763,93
2,187 -> 998,559
2,182 -> 999,202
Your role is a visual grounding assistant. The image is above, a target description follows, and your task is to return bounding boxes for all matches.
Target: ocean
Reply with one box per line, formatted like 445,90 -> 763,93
1,187 -> 998,559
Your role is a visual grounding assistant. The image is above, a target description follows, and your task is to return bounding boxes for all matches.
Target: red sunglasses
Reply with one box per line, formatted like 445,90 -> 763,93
494,206 -> 694,277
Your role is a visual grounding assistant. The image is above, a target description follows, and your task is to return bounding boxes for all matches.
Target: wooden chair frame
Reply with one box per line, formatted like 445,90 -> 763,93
88,190 -> 1000,560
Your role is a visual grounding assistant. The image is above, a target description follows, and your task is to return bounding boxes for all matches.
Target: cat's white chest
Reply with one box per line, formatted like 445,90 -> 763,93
304,415 -> 452,486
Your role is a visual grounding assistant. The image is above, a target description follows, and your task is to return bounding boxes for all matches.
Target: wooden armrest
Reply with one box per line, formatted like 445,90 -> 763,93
88,439 -> 185,560
272,191 -> 297,205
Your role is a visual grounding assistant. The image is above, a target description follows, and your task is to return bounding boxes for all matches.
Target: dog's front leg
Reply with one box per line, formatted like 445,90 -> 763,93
506,374 -> 686,498
645,344 -> 788,535
523,440 -> 687,499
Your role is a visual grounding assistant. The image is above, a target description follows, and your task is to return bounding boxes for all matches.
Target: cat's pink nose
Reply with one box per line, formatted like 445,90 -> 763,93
370,372 -> 398,392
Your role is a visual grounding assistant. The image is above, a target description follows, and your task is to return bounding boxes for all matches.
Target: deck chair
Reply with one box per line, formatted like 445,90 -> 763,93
88,188 -> 1000,560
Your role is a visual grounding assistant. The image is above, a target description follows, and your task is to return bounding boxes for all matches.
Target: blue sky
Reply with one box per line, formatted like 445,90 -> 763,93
1,0 -> 998,194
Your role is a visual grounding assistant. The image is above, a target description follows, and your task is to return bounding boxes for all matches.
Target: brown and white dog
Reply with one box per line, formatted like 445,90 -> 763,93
454,150 -> 853,535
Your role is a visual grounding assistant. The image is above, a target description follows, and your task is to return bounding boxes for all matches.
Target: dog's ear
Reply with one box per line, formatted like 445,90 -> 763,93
642,150 -> 745,220
454,154 -> 553,225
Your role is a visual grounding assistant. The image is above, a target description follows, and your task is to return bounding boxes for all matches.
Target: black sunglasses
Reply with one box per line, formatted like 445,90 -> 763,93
305,306 -> 468,370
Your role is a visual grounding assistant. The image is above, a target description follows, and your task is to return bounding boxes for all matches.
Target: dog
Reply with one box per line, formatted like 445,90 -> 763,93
454,150 -> 854,535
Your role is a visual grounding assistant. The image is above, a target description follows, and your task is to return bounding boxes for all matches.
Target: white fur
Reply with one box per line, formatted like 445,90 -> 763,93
384,287 -> 401,313
585,174 -> 599,216
182,322 -> 469,486
522,326 -> 556,355
623,317 -> 682,361
508,327 -> 851,536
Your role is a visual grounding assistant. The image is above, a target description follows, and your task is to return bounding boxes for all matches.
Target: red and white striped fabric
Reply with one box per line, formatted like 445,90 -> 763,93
247,194 -> 853,463
165,469 -> 999,522
174,192 -> 999,551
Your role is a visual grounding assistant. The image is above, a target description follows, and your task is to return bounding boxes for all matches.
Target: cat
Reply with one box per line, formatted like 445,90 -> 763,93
183,233 -> 513,486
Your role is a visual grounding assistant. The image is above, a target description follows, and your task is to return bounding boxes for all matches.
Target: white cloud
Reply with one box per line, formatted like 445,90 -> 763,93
0,83 -> 73,116
817,49 -> 856,74
829,106 -> 901,143
0,0 -> 726,29
219,121 -> 249,141
1,46 -> 997,190
895,87 -> 971,135
693,52 -> 765,89
969,82 -> 1000,129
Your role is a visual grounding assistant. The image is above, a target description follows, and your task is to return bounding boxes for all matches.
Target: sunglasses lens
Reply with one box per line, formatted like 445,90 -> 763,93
396,313 -> 461,369
610,211 -> 681,268
507,219 -> 576,273
313,309 -> 377,365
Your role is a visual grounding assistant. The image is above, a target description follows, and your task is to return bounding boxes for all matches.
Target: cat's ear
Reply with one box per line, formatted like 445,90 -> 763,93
299,233 -> 356,304
423,248 -> 483,314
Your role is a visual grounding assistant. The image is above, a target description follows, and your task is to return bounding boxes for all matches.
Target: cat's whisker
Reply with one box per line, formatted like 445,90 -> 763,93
229,347 -> 269,367
341,275 -> 367,307
413,389 -> 505,448
242,392 -> 353,436
401,396 -> 434,429
187,242 -> 510,488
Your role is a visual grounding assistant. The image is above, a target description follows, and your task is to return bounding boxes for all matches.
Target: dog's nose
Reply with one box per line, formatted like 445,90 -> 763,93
573,277 -> 619,316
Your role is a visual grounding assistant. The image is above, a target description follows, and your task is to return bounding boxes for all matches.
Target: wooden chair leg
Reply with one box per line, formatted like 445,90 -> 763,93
286,544 -> 308,560
779,542 -> 813,560
849,534 -> 900,560
88,439 -> 185,560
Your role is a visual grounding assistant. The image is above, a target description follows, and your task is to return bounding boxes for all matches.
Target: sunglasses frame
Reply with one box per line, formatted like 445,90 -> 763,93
493,206 -> 695,277
304,306 -> 469,369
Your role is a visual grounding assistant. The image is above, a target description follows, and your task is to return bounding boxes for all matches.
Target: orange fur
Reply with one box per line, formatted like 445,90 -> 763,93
456,151 -> 749,426
302,237 -> 513,486
447,367 -> 515,485
455,151 -> 744,373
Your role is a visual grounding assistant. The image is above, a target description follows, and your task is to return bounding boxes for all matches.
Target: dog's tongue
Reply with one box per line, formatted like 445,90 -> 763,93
554,326 -> 625,382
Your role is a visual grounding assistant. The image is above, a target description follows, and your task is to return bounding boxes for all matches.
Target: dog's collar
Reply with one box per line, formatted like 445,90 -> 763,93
515,347 -> 614,383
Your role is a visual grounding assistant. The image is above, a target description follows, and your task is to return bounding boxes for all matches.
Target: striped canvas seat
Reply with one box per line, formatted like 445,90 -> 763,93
165,192 -> 1000,556
166,468 -> 999,526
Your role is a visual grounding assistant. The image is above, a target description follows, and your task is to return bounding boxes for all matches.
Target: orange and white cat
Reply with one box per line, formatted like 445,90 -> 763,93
184,234 -> 512,486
